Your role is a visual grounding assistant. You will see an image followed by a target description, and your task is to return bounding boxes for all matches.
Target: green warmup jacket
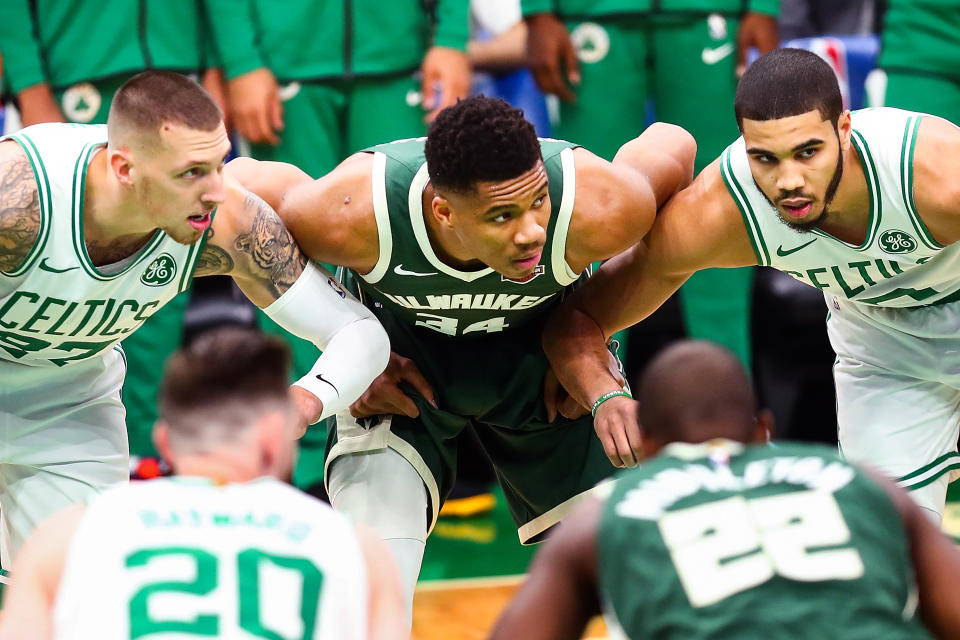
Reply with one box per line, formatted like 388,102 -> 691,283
0,0 -> 212,93
204,0 -> 470,81
521,0 -> 778,18
879,0 -> 960,80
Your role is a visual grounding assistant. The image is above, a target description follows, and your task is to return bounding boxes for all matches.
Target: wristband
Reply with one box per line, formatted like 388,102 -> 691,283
591,389 -> 632,417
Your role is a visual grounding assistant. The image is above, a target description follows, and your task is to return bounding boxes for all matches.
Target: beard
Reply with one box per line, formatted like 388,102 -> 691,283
755,144 -> 844,234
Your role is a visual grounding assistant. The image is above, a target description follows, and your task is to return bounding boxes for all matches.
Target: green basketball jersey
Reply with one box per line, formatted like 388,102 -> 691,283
349,137 -> 583,339
0,124 -> 208,367
598,440 -> 931,640
721,108 -> 960,308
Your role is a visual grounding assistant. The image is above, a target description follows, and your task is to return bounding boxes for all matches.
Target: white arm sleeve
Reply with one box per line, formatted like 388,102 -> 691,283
263,262 -> 390,421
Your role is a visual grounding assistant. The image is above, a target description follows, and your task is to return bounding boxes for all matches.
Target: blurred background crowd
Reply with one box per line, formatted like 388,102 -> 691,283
2,0 -> 958,518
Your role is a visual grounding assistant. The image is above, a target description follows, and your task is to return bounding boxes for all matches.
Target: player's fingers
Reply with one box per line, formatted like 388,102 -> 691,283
270,94 -> 284,132
595,424 -> 623,468
391,392 -> 421,419
401,360 -> 437,408
624,419 -> 644,462
561,38 -> 581,88
610,421 -> 637,468
256,99 -> 278,146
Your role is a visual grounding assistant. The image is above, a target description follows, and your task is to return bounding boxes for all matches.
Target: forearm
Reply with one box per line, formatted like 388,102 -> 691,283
613,123 -> 697,207
543,305 -> 623,409
262,263 -> 390,419
469,23 -> 528,70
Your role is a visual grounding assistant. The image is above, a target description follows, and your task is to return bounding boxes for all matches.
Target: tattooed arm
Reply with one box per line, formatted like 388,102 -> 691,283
0,141 -> 41,274
202,176 -> 390,430
199,177 -> 307,307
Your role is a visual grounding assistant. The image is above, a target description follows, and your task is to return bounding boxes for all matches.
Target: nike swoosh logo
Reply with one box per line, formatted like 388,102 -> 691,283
776,238 -> 818,257
701,43 -> 735,65
394,264 -> 437,277
315,374 -> 339,396
38,258 -> 78,273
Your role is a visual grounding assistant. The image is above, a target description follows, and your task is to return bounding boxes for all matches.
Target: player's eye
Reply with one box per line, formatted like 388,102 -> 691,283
798,148 -> 817,159
531,196 -> 545,208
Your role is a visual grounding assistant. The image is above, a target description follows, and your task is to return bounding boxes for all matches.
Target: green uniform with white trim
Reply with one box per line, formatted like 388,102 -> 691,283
599,440 -> 930,639
720,107 -> 960,521
0,123 -> 208,564
325,137 -> 615,543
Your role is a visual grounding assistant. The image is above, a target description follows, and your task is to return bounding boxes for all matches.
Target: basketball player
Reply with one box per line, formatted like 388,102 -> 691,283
231,95 -> 697,624
0,71 -> 390,565
0,328 -> 405,640
492,341 -> 960,640
544,48 -> 960,522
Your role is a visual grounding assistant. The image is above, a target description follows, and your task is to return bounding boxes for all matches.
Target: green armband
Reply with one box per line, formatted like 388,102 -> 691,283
591,389 -> 632,418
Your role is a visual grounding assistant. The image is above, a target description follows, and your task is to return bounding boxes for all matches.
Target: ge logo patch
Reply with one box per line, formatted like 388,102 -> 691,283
879,230 -> 917,254
141,254 -> 177,286
571,23 -> 610,64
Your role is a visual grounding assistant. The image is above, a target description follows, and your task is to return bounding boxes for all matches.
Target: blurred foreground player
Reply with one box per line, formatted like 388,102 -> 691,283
491,341 -> 960,640
0,328 -> 405,640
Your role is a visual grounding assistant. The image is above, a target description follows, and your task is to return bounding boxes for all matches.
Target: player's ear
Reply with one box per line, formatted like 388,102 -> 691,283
110,148 -> 136,186
753,409 -> 775,443
153,421 -> 175,467
836,110 -> 852,152
430,193 -> 455,228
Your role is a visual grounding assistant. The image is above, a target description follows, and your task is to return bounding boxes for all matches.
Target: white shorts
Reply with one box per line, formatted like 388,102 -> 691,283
0,348 -> 129,566
827,295 -> 960,521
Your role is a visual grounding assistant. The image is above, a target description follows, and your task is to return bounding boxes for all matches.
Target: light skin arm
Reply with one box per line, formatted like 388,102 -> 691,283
545,162 -> 757,466
0,140 -> 41,273
354,524 -> 407,640
564,123 -> 698,273
909,116 -> 960,245
0,504 -> 85,640
489,498 -> 602,640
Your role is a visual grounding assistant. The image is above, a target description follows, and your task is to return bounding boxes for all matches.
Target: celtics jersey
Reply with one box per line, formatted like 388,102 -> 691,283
53,477 -> 368,640
598,440 -> 930,640
0,123 -> 205,367
721,108 -> 960,308
352,137 -> 582,338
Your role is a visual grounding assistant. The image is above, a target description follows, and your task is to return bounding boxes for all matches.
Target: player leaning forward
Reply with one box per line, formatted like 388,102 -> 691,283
544,48 -> 960,522
0,71 -> 389,563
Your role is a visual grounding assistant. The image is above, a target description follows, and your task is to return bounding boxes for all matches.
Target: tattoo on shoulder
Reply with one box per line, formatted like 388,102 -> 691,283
234,191 -> 307,298
0,146 -> 41,272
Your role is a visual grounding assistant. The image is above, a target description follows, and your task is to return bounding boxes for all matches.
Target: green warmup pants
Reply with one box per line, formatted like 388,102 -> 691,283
54,74 -> 190,457
248,71 -> 428,492
556,13 -> 753,368
876,69 -> 960,126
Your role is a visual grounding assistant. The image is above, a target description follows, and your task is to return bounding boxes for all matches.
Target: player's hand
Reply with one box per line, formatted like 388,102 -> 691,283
350,352 -> 438,419
421,46 -> 471,123
594,395 -> 642,468
543,367 -> 588,422
202,68 -> 231,130
525,12 -> 579,102
227,67 -> 284,145
289,385 -> 324,438
736,12 -> 779,76
17,83 -> 66,126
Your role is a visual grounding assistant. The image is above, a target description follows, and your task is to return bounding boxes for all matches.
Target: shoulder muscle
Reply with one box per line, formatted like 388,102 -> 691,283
0,140 -> 41,272
910,116 -> 960,246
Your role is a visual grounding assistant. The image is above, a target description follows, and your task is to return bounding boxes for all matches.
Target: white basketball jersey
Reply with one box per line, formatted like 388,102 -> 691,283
721,108 -> 960,308
0,123 -> 206,367
53,477 -> 368,640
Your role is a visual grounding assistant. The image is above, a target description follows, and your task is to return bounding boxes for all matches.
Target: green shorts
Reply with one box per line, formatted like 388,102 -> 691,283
324,310 -> 616,544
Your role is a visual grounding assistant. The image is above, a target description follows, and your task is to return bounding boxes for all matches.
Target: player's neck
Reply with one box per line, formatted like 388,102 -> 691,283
83,148 -> 157,247
173,455 -> 263,484
813,143 -> 871,245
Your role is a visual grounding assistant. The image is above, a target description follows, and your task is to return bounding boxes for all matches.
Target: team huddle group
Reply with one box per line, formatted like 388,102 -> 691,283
2,47 -> 960,639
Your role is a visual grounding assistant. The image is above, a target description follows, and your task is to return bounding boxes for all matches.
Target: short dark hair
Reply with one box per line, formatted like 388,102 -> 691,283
425,95 -> 541,193
159,327 -> 290,430
109,70 -> 222,137
635,341 -> 757,444
734,48 -> 843,130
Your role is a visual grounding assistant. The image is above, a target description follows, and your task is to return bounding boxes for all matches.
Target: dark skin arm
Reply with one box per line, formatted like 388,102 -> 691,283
545,161 -> 757,467
489,497 -> 603,640
524,12 -> 580,102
